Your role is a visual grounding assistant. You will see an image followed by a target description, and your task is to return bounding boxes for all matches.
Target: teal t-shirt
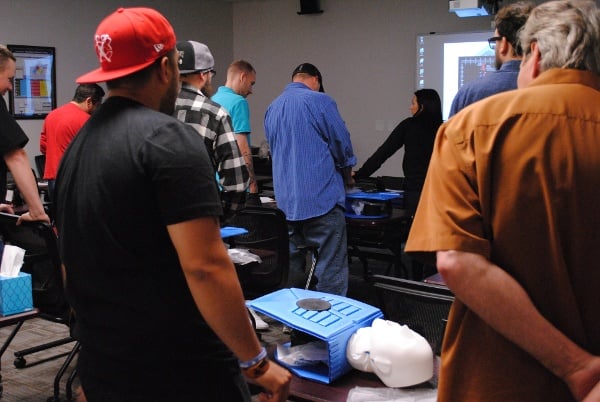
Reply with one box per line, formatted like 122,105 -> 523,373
212,86 -> 251,141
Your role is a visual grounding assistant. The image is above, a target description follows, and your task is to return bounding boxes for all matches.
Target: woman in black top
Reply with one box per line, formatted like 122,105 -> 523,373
354,88 -> 442,212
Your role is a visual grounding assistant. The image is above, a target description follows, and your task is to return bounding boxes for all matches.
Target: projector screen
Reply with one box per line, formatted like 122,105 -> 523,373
416,31 -> 495,120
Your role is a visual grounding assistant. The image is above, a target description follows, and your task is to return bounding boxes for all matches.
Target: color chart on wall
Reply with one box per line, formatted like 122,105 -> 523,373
7,45 -> 56,119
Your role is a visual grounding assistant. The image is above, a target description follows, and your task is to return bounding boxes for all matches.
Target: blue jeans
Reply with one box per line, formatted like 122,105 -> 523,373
287,206 -> 349,296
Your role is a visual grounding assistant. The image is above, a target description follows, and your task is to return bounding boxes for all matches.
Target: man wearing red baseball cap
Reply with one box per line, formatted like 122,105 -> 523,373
54,7 -> 290,402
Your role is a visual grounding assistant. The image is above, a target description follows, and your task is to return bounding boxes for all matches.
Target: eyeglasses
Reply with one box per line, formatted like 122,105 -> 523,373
200,69 -> 216,77
488,36 -> 502,50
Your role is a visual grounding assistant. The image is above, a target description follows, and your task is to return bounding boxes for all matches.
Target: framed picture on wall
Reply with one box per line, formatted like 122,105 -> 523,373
7,44 -> 56,119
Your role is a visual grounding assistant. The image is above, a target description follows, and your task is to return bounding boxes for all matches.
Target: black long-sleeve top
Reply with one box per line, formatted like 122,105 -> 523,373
354,116 -> 440,192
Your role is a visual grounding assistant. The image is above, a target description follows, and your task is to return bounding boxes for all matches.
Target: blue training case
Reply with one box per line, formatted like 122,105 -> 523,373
247,288 -> 383,383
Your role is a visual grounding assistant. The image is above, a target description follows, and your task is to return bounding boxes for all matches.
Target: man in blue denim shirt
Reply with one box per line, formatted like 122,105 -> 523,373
264,63 -> 356,296
449,2 -> 534,118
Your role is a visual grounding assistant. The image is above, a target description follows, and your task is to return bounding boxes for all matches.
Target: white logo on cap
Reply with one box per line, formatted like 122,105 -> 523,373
154,44 -> 164,53
95,34 -> 113,63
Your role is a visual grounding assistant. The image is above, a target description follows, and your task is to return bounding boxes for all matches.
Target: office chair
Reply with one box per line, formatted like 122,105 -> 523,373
0,213 -> 78,401
370,274 -> 454,355
353,176 -> 380,192
377,175 -> 405,192
227,206 -> 289,300
32,154 -> 53,216
346,210 -> 412,280
34,154 -> 46,179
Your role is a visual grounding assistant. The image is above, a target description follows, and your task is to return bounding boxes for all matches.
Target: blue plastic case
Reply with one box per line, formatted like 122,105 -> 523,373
247,288 -> 383,383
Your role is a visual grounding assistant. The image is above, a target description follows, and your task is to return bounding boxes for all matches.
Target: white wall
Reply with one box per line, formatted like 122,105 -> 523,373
1,0 -> 234,170
231,0 -> 600,177
230,0 -> 504,177
4,0 -> 598,178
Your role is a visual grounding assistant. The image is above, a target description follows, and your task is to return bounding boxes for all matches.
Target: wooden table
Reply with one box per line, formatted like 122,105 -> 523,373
269,350 -> 438,402
257,345 -> 385,402
0,308 -> 40,396
288,368 -> 385,402
282,350 -> 439,402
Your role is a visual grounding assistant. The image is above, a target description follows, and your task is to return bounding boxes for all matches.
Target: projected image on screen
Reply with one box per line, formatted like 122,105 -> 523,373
458,56 -> 496,87
416,32 -> 494,120
443,42 -> 495,119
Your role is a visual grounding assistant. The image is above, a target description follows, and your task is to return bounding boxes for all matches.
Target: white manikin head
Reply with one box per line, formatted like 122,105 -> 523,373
346,318 -> 434,387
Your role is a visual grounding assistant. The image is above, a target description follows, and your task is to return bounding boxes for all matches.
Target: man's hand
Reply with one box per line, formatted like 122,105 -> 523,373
564,356 -> 600,401
342,166 -> 355,189
246,360 -> 291,402
0,203 -> 15,214
583,381 -> 600,402
17,211 -> 51,225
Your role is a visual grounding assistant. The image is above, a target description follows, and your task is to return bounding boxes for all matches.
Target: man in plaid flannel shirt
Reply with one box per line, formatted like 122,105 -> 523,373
174,41 -> 249,222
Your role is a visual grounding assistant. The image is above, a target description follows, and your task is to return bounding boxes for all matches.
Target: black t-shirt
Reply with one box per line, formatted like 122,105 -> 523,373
0,97 -> 29,197
55,97 -> 231,387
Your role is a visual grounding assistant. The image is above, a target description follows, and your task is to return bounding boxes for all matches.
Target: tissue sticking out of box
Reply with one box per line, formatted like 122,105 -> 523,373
0,245 -> 26,278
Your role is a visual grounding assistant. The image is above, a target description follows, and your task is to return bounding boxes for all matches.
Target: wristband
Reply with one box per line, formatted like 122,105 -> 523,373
242,356 -> 270,379
239,346 -> 267,369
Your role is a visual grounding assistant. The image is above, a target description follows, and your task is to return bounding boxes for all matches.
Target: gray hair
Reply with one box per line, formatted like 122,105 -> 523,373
519,0 -> 600,74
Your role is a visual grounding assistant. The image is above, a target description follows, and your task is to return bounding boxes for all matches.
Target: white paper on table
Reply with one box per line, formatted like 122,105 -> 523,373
346,386 -> 437,402
260,196 -> 275,204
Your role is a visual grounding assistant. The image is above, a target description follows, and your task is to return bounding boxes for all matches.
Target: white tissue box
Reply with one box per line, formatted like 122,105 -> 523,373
0,272 -> 33,316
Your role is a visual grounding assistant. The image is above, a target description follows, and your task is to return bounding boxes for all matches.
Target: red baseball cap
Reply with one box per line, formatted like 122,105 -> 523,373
77,7 -> 176,84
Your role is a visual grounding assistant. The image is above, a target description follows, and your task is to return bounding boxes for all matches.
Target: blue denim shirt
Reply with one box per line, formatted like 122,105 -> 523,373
449,60 -> 521,118
264,82 -> 356,221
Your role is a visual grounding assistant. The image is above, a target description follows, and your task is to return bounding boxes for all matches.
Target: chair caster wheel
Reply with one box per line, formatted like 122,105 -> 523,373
14,356 -> 26,369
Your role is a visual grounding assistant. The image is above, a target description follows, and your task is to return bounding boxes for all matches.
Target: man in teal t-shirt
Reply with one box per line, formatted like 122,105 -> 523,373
212,60 -> 260,205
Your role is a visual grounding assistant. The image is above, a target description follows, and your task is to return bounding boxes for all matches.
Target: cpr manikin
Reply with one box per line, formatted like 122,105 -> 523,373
346,318 -> 433,387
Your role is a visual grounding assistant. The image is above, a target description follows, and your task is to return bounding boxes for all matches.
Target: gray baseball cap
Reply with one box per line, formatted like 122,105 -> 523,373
176,40 -> 215,75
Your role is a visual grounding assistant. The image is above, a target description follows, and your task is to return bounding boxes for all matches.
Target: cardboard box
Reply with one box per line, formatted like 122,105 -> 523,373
248,288 -> 383,383
0,272 -> 34,316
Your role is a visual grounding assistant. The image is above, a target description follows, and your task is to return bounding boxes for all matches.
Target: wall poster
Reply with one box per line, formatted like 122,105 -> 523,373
7,45 -> 56,119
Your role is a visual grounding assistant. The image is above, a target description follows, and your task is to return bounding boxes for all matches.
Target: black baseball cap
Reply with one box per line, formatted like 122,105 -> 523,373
292,62 -> 324,92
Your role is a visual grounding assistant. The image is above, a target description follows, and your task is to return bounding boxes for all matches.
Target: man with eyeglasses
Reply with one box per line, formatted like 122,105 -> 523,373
406,0 -> 600,400
448,1 -> 534,118
174,41 -> 249,222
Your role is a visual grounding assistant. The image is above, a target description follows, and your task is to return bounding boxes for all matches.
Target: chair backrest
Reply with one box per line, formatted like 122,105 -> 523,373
34,154 -> 46,179
377,175 -> 405,191
0,212 -> 68,322
371,274 -> 454,355
227,206 -> 289,299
